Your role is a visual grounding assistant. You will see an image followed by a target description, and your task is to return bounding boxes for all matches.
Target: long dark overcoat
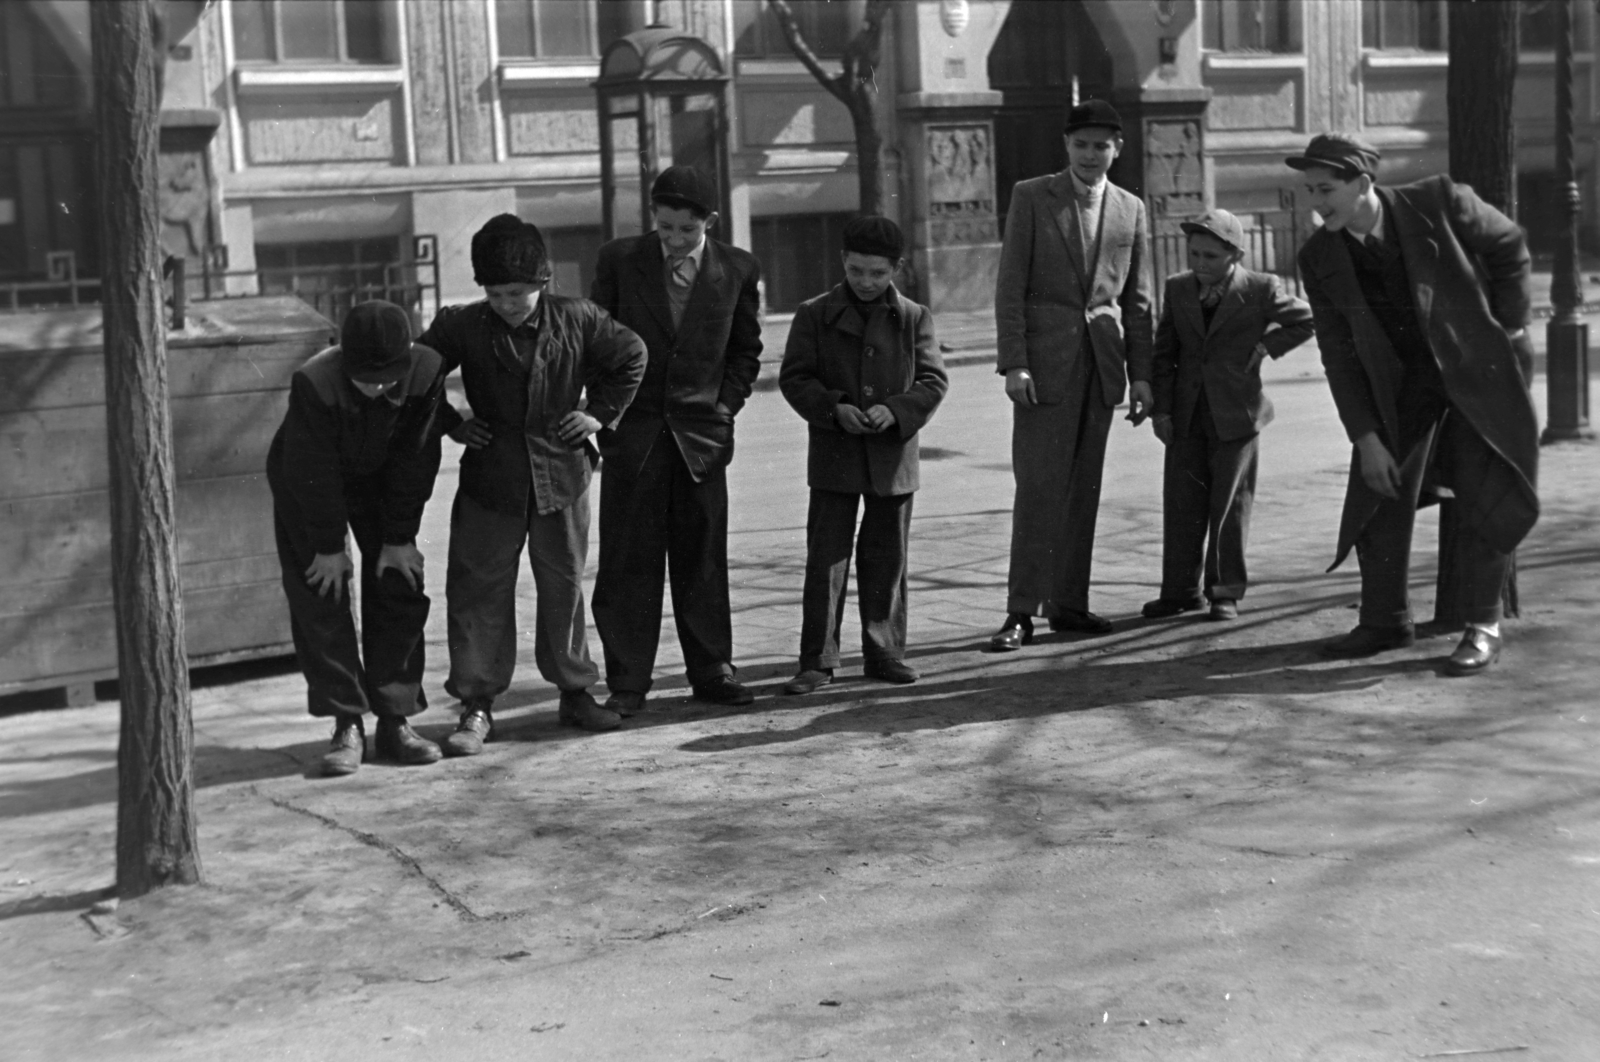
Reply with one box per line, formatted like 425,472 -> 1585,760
1298,175 -> 1538,569
778,283 -> 948,496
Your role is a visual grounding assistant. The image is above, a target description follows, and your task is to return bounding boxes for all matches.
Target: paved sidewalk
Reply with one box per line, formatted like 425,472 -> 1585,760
4,345 -> 1599,1059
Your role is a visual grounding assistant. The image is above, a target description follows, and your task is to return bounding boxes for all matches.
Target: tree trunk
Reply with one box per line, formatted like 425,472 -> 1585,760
92,0 -> 202,898
850,91 -> 884,216
1437,0 -> 1521,628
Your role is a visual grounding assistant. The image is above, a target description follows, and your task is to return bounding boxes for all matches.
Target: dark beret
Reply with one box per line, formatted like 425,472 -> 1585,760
340,300 -> 415,384
471,213 -> 551,287
842,215 -> 904,260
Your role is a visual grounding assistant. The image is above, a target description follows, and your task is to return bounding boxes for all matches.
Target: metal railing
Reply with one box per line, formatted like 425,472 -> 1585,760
0,251 -> 100,312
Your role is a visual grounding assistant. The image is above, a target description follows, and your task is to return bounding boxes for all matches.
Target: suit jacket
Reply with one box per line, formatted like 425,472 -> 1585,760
591,232 -> 763,481
779,283 -> 949,496
419,296 -> 646,517
1298,175 -> 1538,567
1152,267 -> 1314,441
994,171 -> 1154,405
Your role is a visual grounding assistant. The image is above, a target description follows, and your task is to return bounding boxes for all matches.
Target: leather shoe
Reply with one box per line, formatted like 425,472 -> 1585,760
373,717 -> 442,765
1445,627 -> 1501,676
1049,608 -> 1114,635
782,669 -> 833,695
558,689 -> 621,731
864,658 -> 918,685
604,691 -> 646,717
1143,596 -> 1204,619
989,613 -> 1033,651
320,713 -> 365,776
1321,623 -> 1416,658
692,675 -> 755,706
1208,598 -> 1238,621
442,703 -> 493,757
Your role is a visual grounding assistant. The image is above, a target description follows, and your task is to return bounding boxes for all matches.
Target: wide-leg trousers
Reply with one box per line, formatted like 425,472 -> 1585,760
1159,399 -> 1259,604
798,489 -> 914,670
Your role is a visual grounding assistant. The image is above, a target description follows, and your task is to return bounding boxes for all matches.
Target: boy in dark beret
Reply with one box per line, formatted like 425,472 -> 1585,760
589,166 -> 764,714
777,216 -> 948,693
267,300 -> 449,775
419,214 -> 646,752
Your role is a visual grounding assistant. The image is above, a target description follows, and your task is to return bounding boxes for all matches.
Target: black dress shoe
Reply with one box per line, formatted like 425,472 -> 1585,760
442,704 -> 493,757
1321,623 -> 1416,659
989,613 -> 1034,651
1445,627 -> 1501,676
558,689 -> 622,731
1048,608 -> 1114,635
1143,597 -> 1205,619
373,717 -> 442,765
782,669 -> 833,695
692,675 -> 755,706
863,658 -> 918,685
1208,598 -> 1239,621
320,713 -> 366,777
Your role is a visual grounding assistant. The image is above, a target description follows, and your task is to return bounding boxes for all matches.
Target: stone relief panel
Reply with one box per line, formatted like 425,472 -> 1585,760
159,150 -> 213,260
925,125 -> 998,244
1144,119 -> 1205,218
241,96 -> 397,165
1207,77 -> 1299,131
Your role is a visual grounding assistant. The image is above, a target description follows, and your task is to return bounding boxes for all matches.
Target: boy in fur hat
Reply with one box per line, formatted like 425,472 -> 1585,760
419,215 -> 646,751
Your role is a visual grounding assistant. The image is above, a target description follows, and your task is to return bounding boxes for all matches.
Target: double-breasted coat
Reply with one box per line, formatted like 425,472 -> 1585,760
1298,175 -> 1538,569
778,283 -> 948,497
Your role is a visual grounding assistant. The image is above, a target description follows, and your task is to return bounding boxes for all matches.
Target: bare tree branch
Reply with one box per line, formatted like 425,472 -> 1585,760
767,0 -> 849,105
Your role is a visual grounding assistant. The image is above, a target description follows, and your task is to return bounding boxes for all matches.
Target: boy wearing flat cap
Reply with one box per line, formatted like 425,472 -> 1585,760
589,165 -> 764,714
1288,133 -> 1539,674
1144,209 -> 1314,621
991,99 -> 1155,650
419,214 -> 646,751
267,300 -> 449,775
777,216 -> 948,694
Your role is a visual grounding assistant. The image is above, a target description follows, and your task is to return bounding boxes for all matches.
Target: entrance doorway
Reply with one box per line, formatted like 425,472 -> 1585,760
987,0 -> 1114,229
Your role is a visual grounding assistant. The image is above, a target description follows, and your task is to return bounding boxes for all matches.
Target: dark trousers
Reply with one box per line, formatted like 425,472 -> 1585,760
592,430 -> 734,693
1358,407 -> 1511,629
273,489 -> 429,720
1159,399 -> 1259,603
799,489 -> 914,670
444,488 -> 598,701
1008,359 -> 1113,616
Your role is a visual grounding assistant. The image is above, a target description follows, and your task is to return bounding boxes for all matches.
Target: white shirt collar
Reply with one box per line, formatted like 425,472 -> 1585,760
661,235 -> 707,267
1069,169 -> 1108,199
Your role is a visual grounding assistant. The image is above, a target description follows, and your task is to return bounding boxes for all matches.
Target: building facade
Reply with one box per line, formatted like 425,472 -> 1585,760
2,0 -> 1594,317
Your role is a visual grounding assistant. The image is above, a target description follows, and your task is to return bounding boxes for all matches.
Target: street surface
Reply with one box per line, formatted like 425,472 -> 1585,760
3,339 -> 1599,1061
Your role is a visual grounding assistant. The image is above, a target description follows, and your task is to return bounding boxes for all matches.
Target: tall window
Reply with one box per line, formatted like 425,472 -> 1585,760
1361,0 -> 1447,51
1520,0 -> 1560,51
232,0 -> 393,64
733,0 -> 854,58
1202,0 -> 1302,54
496,0 -> 597,58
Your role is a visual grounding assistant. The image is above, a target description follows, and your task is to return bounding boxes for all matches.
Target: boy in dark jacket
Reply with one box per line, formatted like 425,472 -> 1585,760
777,216 -> 948,694
420,215 -> 645,752
1144,210 -> 1314,621
267,300 -> 448,776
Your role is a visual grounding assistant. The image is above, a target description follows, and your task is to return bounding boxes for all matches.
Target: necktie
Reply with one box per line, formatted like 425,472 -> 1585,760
671,255 -> 697,289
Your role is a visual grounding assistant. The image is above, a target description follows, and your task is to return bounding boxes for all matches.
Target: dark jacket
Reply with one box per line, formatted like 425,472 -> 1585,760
419,296 -> 646,517
1298,174 -> 1538,567
779,283 -> 948,496
1152,267 -> 1314,441
266,343 -> 447,554
590,232 -> 763,481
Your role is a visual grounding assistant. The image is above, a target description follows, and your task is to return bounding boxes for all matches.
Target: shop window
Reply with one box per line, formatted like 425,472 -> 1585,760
232,0 -> 394,64
750,212 -> 851,314
544,226 -> 603,298
733,0 -> 853,59
496,0 -> 597,59
1202,0 -> 1302,54
1361,0 -> 1446,52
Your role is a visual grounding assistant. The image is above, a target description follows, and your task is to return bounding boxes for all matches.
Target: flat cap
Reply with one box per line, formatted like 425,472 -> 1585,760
651,165 -> 718,216
340,300 -> 415,385
1285,133 -> 1381,180
842,215 -> 904,260
1064,99 -> 1122,135
1180,209 -> 1246,252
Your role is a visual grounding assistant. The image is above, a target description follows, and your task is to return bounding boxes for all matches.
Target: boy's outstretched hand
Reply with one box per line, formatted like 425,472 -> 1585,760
556,409 -> 602,445
305,551 -> 353,602
448,417 -> 493,449
376,542 -> 426,591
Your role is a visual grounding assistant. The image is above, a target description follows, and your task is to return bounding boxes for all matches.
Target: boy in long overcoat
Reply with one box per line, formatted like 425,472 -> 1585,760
1288,134 -> 1538,674
267,300 -> 449,776
777,216 -> 948,693
1145,210 -> 1314,621
419,215 -> 646,751
589,166 -> 764,714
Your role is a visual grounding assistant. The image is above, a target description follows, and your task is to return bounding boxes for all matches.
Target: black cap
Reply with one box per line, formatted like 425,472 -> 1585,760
650,165 -> 718,217
1285,133 -> 1381,180
842,215 -> 904,260
340,300 -> 415,385
1064,99 -> 1123,135
471,213 -> 551,287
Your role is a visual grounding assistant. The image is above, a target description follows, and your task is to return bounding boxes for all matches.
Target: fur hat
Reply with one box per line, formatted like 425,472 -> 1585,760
471,213 -> 551,287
